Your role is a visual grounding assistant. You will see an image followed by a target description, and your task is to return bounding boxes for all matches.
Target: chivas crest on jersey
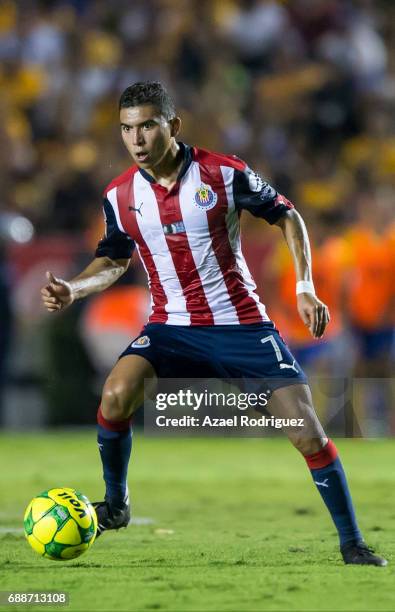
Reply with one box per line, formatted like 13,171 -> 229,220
194,183 -> 218,210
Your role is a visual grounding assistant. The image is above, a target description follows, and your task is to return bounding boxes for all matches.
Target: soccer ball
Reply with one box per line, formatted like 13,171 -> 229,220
23,488 -> 97,560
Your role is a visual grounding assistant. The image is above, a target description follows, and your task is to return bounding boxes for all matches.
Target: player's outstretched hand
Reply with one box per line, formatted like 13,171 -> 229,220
297,293 -> 330,339
41,271 -> 74,312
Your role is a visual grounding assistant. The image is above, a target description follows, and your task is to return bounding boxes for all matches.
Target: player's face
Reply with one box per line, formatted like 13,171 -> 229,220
120,105 -> 179,169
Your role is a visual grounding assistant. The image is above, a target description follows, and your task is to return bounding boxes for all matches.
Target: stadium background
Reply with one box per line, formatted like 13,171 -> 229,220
0,3 -> 394,611
0,0 -> 394,433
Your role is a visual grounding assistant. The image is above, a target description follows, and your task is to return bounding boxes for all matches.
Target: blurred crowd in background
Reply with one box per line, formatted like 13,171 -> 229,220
0,0 -> 393,431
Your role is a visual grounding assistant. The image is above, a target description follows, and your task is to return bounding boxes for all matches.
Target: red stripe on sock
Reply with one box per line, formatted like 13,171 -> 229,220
97,406 -> 131,432
304,439 -> 338,469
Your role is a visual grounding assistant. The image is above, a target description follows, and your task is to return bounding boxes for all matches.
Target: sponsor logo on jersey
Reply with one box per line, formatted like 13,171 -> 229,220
163,221 -> 186,235
131,335 -> 151,348
194,183 -> 218,210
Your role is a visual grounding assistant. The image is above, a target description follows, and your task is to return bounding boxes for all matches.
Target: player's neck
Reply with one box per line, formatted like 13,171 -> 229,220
143,141 -> 183,190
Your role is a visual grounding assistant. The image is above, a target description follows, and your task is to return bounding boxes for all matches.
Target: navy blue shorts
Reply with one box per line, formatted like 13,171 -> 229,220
119,322 -> 308,394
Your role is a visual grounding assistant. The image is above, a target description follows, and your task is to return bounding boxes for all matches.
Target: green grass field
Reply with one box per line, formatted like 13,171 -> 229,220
0,432 -> 394,612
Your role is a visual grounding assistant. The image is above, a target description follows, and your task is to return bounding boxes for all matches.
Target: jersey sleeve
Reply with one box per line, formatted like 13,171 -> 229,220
95,197 -> 135,260
233,166 -> 294,224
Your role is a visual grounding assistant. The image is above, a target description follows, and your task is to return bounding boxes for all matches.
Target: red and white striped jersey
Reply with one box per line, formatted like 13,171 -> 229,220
96,144 -> 294,326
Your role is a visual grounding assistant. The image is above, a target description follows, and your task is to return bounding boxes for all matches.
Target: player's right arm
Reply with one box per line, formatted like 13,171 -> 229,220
41,194 -> 135,312
41,257 -> 130,312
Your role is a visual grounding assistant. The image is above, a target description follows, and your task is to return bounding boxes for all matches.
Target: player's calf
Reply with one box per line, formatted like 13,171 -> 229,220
269,383 -> 327,455
96,356 -> 155,529
269,384 -> 388,566
287,433 -> 327,456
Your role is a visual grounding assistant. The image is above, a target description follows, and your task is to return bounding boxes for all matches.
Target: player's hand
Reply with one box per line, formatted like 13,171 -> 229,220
41,271 -> 74,312
297,293 -> 330,339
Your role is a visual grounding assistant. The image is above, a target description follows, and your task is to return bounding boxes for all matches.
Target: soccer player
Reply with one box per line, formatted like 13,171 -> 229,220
41,81 -> 386,566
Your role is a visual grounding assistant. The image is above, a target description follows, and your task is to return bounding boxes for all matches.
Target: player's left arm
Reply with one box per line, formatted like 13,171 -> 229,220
232,162 -> 329,338
275,209 -> 330,339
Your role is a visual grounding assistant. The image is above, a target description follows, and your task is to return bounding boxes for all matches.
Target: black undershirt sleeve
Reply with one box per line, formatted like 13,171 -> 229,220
95,198 -> 135,260
233,166 -> 294,224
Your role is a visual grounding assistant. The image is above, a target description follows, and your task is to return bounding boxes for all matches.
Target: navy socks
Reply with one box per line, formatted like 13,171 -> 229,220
97,407 -> 132,509
305,440 -> 363,547
96,410 -> 361,547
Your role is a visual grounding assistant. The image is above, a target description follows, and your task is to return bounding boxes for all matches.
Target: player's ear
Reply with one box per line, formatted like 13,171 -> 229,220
170,116 -> 181,138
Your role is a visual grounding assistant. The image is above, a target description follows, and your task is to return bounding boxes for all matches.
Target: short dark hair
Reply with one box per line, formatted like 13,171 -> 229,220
119,81 -> 176,121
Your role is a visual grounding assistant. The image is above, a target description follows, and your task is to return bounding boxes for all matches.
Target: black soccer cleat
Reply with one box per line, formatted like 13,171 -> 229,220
341,541 -> 388,566
93,500 -> 130,537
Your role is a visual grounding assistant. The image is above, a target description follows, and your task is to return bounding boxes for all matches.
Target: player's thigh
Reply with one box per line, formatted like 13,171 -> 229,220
102,354 -> 157,419
269,383 -> 327,454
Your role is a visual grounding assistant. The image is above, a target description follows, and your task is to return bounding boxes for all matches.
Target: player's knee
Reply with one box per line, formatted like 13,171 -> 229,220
101,379 -> 139,422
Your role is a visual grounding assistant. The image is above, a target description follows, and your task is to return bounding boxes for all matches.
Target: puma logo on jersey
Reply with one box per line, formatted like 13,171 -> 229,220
129,201 -> 144,216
